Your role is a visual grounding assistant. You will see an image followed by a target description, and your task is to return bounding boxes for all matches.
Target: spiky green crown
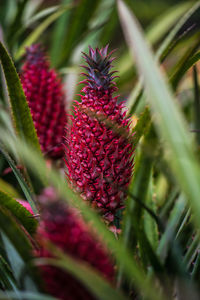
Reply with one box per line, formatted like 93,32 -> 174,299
81,46 -> 117,90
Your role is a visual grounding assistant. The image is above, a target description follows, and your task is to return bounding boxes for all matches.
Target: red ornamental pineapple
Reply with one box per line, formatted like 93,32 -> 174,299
36,187 -> 114,300
64,46 -> 134,223
21,44 -> 67,159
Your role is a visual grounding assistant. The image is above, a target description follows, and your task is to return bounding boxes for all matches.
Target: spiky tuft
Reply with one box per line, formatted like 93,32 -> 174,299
81,45 -> 117,90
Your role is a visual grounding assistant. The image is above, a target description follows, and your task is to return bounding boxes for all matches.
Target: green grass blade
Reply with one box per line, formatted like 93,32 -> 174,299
10,5 -> 60,48
157,1 -> 200,61
146,2 -> 193,46
144,173 -> 159,251
14,4 -> 73,60
184,233 -> 200,270
0,206 -> 32,263
0,291 -> 58,300
127,1 -> 200,112
55,0 -> 99,67
0,255 -> 17,291
6,0 -> 28,47
24,5 -> 60,26
0,42 -> 40,153
0,178 -> 21,199
157,195 -> 186,263
0,207 -> 38,291
50,0 -> 71,66
132,106 -> 151,148
0,190 -> 37,235
193,65 -> 200,144
0,146 -> 38,215
118,0 -> 200,230
170,49 -> 200,90
116,2 -> 192,75
191,251 -> 200,279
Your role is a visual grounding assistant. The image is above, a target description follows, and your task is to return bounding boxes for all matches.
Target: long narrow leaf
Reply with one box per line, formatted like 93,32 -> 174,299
0,206 -> 32,260
0,291 -> 58,300
15,5 -> 73,60
0,42 -> 40,153
0,190 -> 37,235
0,146 -> 38,215
118,0 -> 200,230
127,1 -> 200,112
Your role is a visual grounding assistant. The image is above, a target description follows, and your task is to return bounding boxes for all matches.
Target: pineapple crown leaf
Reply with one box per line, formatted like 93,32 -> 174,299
81,45 -> 118,90
25,44 -> 47,65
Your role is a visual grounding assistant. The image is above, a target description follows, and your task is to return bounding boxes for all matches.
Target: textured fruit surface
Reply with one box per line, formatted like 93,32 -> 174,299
21,44 -> 67,159
64,46 -> 134,223
36,187 -> 114,300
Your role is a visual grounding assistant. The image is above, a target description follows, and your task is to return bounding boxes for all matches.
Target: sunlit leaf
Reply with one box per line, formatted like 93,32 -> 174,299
118,0 -> 200,230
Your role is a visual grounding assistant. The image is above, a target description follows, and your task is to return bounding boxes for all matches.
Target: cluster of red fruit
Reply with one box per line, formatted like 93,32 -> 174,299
20,44 -> 134,299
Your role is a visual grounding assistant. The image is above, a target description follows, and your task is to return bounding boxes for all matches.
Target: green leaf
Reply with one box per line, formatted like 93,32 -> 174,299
55,0 -> 99,67
118,1 -> 192,81
0,190 -> 37,235
117,126 -> 158,286
0,291 -> 58,300
10,5 -> 61,48
0,42 -> 41,153
183,232 -> 200,270
157,195 -> 186,263
170,49 -> 200,90
192,251 -> 200,279
1,232 -> 28,289
0,206 -> 32,262
127,1 -> 200,113
7,0 -> 29,47
146,2 -> 193,47
156,195 -> 188,277
0,146 -> 38,215
0,206 -> 38,291
0,254 -> 17,291
0,178 -> 21,199
14,4 -> 73,60
24,5 -> 60,26
193,65 -> 200,144
118,0 -> 200,230
0,208 -> 34,286
144,173 -> 159,251
157,1 -> 200,62
50,0 -> 71,66
132,106 -> 151,148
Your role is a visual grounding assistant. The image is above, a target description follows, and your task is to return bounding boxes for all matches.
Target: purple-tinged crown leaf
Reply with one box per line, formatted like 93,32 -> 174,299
81,45 -> 118,90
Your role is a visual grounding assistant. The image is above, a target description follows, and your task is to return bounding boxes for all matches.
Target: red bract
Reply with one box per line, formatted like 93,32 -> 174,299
21,44 -> 67,159
64,46 -> 134,223
36,187 -> 114,300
